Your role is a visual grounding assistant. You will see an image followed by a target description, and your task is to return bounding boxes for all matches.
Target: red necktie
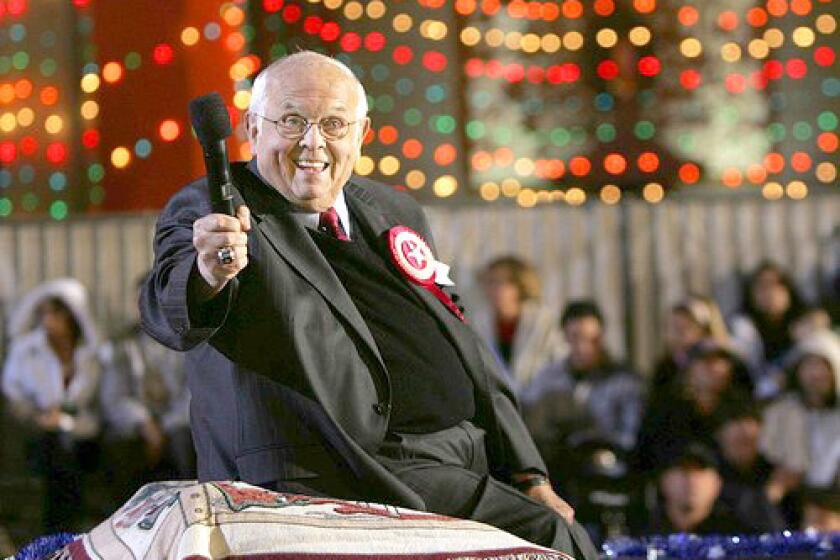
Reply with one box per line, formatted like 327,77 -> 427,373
318,207 -> 349,241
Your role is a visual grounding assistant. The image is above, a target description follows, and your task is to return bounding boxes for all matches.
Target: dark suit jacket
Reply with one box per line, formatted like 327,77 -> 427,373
140,161 -> 547,510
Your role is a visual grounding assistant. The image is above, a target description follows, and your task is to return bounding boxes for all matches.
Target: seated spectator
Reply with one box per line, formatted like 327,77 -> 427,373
2,278 -> 102,533
802,485 -> 840,531
635,343 -> 752,473
651,296 -> 730,402
522,301 -> 643,457
761,330 -> 840,505
714,399 -> 785,532
100,277 -> 194,501
730,261 -> 808,399
101,326 -> 193,477
473,256 -> 565,389
643,444 -> 751,534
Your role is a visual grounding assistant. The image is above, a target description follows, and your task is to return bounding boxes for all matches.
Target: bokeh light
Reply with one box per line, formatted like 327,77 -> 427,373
80,73 -> 100,93
600,184 -> 622,204
433,175 -> 458,198
111,146 -> 131,168
159,119 -> 181,142
102,61 -> 123,83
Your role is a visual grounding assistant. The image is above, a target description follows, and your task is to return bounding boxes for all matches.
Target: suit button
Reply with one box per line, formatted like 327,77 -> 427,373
372,403 -> 390,416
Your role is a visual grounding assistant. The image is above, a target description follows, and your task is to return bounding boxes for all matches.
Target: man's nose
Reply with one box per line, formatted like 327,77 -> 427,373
299,121 -> 326,150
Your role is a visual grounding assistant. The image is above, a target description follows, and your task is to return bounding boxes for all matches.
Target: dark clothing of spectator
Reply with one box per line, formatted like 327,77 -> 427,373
649,355 -> 682,403
634,390 -> 747,474
718,454 -> 786,532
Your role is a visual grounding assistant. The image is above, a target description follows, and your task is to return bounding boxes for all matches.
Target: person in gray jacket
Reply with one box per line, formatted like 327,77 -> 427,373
522,301 -> 643,457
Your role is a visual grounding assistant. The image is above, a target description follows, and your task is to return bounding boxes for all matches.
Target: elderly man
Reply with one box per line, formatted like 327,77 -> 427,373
141,51 -> 596,557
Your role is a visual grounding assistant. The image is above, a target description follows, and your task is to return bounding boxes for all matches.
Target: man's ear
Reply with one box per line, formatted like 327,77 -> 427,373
245,111 -> 258,155
357,117 -> 371,150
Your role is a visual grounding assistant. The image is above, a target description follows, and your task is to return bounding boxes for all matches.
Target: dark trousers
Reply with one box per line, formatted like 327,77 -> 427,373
28,433 -> 100,533
375,421 -> 598,559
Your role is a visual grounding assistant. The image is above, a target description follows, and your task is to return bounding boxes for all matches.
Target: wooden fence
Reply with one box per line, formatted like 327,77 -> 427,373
0,193 -> 837,372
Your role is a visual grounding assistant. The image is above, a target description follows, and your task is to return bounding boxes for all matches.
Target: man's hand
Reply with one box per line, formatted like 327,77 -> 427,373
523,481 -> 576,525
36,407 -> 62,431
193,205 -> 251,299
139,419 -> 165,467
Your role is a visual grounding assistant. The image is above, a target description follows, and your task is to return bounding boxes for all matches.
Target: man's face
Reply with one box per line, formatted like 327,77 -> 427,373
564,316 -> 603,371
247,61 -> 371,212
717,417 -> 761,470
660,464 -> 722,519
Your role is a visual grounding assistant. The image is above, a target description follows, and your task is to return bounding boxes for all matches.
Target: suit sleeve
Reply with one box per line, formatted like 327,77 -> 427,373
480,342 -> 549,478
139,181 -> 238,352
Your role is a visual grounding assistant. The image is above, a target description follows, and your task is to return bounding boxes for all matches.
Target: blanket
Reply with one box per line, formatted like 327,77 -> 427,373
52,481 -> 573,560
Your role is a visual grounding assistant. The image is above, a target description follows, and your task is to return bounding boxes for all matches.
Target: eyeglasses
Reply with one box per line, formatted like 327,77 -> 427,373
254,113 -> 362,141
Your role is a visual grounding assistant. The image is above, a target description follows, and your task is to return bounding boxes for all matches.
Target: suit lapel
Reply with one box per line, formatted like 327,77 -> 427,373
235,168 -> 387,374
346,182 -> 490,394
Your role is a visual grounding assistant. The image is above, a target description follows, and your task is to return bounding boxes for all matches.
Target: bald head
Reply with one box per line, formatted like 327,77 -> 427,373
249,51 -> 368,119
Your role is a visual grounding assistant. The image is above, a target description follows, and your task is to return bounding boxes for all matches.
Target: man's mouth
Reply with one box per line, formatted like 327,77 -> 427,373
295,158 -> 330,174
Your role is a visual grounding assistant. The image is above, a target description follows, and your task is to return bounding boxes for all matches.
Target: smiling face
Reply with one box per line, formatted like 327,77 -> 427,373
247,57 -> 370,212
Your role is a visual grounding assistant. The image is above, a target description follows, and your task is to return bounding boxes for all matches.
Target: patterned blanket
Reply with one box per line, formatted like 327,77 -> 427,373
54,481 -> 573,560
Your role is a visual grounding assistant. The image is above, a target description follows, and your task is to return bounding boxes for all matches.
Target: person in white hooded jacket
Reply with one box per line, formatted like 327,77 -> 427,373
760,329 -> 840,510
2,278 -> 102,533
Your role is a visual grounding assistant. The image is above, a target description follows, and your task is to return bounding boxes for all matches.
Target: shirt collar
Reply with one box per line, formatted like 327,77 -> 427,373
293,189 -> 352,239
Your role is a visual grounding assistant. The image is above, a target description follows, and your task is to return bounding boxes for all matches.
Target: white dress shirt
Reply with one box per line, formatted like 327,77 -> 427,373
292,189 -> 353,239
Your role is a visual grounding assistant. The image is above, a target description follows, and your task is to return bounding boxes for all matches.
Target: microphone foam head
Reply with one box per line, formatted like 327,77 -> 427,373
189,92 -> 232,143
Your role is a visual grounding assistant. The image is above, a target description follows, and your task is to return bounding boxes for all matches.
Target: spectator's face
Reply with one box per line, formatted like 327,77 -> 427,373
751,269 -> 791,318
687,356 -> 733,397
483,268 -> 522,318
38,301 -> 74,340
797,355 -> 835,406
247,60 -> 370,212
564,316 -> 603,370
660,464 -> 722,519
667,311 -> 705,354
803,503 -> 840,531
717,417 -> 761,470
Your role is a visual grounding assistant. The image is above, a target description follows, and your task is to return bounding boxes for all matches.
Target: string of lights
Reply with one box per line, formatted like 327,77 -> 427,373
0,0 -> 836,218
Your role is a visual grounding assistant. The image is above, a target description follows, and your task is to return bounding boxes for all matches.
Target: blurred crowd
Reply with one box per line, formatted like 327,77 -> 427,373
477,258 -> 839,542
0,277 -> 194,536
0,259 -> 838,545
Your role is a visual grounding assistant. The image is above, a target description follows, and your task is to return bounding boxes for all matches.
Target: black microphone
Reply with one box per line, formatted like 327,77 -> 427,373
189,92 -> 235,216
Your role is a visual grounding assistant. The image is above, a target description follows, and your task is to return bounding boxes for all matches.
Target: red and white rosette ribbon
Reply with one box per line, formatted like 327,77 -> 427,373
387,226 -> 465,322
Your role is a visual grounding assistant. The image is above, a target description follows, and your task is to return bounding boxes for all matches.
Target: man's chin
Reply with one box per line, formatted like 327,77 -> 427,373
289,185 -> 339,211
